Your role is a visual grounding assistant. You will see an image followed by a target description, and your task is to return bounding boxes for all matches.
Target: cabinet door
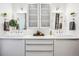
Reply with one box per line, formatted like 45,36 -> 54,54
54,40 -> 79,56
40,4 -> 50,27
0,40 -> 25,56
0,40 -> 2,56
28,4 -> 39,27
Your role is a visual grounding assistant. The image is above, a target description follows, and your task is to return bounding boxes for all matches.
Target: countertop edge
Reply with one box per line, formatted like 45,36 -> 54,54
0,36 -> 79,40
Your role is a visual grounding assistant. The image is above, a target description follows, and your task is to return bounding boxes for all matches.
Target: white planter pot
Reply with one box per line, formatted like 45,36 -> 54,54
10,27 -> 16,31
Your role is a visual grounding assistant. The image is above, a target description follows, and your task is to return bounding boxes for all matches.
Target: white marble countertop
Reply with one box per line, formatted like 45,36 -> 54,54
0,35 -> 79,40
0,31 -> 79,40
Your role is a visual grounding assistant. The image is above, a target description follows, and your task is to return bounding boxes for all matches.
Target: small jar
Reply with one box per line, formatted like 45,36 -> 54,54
50,30 -> 52,36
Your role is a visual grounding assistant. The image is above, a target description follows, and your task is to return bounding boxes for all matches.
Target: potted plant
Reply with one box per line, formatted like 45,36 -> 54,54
1,13 -> 10,31
70,12 -> 76,17
9,19 -> 17,30
69,12 -> 76,30
2,13 -> 7,17
1,13 -> 7,21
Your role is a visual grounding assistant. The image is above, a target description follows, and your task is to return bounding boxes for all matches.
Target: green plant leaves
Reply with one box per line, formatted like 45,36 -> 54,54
9,19 -> 17,27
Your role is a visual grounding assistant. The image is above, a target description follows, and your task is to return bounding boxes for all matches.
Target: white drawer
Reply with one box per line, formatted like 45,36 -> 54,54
26,44 -> 53,50
26,51 -> 53,56
26,40 -> 53,44
25,40 -> 53,56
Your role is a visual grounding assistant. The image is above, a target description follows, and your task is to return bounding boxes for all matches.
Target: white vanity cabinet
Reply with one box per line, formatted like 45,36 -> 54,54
0,39 -> 79,56
0,40 -> 2,56
0,39 -> 25,56
25,39 -> 54,56
54,40 -> 79,56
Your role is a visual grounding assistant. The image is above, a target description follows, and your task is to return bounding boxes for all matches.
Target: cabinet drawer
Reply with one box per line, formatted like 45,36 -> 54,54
26,51 -> 53,56
26,40 -> 53,44
26,44 -> 53,50
25,40 -> 53,56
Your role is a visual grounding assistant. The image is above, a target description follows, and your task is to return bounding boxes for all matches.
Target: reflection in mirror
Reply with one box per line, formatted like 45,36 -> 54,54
55,13 -> 60,29
17,13 -> 26,31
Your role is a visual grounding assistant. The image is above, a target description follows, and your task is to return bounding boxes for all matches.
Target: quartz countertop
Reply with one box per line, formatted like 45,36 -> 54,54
0,35 -> 79,40
0,31 -> 78,40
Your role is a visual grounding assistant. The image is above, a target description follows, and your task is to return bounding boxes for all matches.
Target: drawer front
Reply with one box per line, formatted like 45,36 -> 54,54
26,51 -> 53,56
26,39 -> 53,56
26,44 -> 53,50
26,40 -> 53,44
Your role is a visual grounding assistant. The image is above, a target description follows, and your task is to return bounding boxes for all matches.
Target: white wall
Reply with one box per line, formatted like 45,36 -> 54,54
65,3 -> 79,36
0,3 -> 12,34
0,3 -> 79,37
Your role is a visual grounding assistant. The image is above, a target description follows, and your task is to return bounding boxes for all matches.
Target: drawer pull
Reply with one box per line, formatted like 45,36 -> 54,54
26,50 -> 53,52
26,44 -> 54,45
